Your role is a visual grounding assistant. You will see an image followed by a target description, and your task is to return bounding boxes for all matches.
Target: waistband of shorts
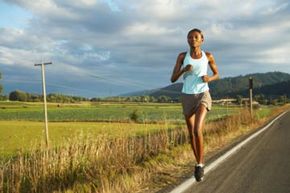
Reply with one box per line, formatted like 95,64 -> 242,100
181,90 -> 210,96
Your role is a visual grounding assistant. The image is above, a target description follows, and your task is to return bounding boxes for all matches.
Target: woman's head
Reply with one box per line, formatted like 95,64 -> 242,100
187,28 -> 204,48
187,28 -> 204,39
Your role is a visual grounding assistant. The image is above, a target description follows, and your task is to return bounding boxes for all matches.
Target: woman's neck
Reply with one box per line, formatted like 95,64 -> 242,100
190,47 -> 202,58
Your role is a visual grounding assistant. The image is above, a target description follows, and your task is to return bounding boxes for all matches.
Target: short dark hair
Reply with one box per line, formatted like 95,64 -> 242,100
187,28 -> 204,39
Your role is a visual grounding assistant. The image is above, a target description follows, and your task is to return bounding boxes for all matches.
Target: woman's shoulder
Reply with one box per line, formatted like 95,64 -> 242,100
204,51 -> 214,60
178,51 -> 187,59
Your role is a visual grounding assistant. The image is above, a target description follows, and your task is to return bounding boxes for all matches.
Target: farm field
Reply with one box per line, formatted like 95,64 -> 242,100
0,101 -> 240,157
0,101 -> 238,122
0,121 -> 179,157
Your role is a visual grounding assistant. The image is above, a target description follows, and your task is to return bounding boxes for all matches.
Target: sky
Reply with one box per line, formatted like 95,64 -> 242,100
0,0 -> 289,97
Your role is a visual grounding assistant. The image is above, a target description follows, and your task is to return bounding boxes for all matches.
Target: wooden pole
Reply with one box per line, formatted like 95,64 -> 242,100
249,77 -> 253,118
35,62 -> 52,148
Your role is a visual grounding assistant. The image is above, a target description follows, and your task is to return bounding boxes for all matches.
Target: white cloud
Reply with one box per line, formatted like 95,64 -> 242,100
124,22 -> 178,36
0,46 -> 46,67
6,0 -> 79,19
262,2 -> 289,15
1,0 -> 290,96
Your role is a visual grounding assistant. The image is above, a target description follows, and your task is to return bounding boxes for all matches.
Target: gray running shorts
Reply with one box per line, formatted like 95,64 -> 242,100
181,91 -> 212,117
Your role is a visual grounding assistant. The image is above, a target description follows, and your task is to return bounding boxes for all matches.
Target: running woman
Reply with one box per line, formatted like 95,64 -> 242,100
170,28 -> 219,181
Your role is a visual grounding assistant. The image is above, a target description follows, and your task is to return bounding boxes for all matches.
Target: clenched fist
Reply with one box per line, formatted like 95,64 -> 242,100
183,64 -> 193,72
202,75 -> 210,82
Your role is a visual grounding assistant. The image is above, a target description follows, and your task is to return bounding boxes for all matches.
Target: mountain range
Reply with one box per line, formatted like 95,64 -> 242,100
122,71 -> 290,99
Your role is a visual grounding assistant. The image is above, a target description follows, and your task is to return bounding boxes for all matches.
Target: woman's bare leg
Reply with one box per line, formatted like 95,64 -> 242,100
194,104 -> 207,164
185,114 -> 198,161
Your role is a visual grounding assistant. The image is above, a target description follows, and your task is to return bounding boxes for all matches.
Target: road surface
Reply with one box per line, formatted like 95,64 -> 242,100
185,111 -> 290,193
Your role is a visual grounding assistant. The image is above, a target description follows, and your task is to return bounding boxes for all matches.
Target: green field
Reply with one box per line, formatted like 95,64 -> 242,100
0,121 -> 178,157
0,101 -> 241,157
0,101 -> 237,122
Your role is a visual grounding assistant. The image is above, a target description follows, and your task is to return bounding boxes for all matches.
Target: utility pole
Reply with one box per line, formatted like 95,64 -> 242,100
35,62 -> 52,148
249,77 -> 253,118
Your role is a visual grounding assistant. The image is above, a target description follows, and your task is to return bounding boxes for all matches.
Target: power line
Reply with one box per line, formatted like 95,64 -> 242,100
2,70 -> 182,96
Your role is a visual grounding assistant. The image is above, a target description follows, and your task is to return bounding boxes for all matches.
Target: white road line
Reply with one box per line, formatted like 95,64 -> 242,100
170,111 -> 288,193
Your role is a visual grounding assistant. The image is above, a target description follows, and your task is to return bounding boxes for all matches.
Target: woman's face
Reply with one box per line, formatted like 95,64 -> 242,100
187,31 -> 204,48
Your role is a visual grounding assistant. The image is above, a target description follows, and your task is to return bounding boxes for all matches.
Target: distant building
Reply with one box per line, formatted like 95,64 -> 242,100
213,98 -> 259,107
212,98 -> 236,105
241,98 -> 260,107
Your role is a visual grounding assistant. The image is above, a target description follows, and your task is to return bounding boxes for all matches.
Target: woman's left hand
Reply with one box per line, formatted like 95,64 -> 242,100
202,75 -> 210,83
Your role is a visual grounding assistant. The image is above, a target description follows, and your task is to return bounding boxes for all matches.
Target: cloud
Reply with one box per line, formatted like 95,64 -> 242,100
1,0 -> 290,96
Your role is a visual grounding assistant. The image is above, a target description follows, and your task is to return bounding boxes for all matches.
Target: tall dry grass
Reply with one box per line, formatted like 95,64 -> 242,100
0,126 -> 188,193
204,105 -> 288,151
0,105 -> 288,193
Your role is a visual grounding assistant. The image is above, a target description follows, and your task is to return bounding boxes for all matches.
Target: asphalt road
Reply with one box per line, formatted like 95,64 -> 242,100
185,111 -> 290,193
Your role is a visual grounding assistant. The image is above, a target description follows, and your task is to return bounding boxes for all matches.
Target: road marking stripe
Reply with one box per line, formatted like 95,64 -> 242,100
170,111 -> 288,193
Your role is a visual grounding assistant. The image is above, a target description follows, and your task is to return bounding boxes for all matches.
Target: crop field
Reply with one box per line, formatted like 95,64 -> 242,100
0,121 -> 180,157
0,101 -> 240,157
0,101 -> 238,122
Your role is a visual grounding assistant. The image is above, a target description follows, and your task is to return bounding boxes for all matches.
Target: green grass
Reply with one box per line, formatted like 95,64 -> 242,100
255,106 -> 273,119
0,101 -> 241,158
0,101 -> 238,123
0,121 -> 177,158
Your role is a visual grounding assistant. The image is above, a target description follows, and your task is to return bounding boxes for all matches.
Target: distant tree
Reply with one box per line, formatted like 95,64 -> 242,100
0,95 -> 8,101
157,95 -> 171,103
236,95 -> 243,105
45,93 -> 89,103
9,90 -> 28,101
129,109 -> 140,122
278,95 -> 287,105
270,98 -> 278,106
30,94 -> 41,102
0,72 -> 6,101
149,96 -> 156,102
261,99 -> 269,105
90,97 -> 101,102
140,96 -> 150,102
0,72 -> 3,95
124,97 -> 131,102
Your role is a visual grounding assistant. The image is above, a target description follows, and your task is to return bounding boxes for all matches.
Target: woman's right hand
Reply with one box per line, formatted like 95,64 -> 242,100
183,64 -> 193,72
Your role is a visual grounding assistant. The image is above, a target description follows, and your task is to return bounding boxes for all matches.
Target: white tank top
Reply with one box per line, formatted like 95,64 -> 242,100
182,50 -> 209,94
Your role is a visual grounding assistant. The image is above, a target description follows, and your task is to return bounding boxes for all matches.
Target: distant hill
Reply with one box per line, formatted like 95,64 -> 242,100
124,72 -> 290,99
209,71 -> 290,98
232,79 -> 290,98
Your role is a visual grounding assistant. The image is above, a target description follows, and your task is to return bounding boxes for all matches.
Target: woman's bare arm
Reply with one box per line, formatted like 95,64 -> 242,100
171,52 -> 191,83
202,52 -> 219,82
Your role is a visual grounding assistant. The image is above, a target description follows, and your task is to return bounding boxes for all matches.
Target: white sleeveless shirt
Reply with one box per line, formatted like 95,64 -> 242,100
182,50 -> 209,94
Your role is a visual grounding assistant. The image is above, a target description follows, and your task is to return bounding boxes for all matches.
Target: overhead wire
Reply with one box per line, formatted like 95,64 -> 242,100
1,68 -> 180,95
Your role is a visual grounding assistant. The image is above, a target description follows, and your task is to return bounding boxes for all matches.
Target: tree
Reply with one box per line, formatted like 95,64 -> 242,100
278,95 -> 287,105
236,95 -> 243,105
0,95 -> 7,101
9,90 -> 28,101
270,98 -> 278,106
129,109 -> 140,122
157,95 -> 171,103
0,72 -> 3,95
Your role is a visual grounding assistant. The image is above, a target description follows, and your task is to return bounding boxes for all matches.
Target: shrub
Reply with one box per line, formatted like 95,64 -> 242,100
129,109 -> 140,122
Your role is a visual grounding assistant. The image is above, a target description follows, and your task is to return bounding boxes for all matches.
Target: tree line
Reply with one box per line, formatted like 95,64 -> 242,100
0,89 -> 175,103
0,71 -> 288,104
1,89 -> 288,105
7,90 -> 90,103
